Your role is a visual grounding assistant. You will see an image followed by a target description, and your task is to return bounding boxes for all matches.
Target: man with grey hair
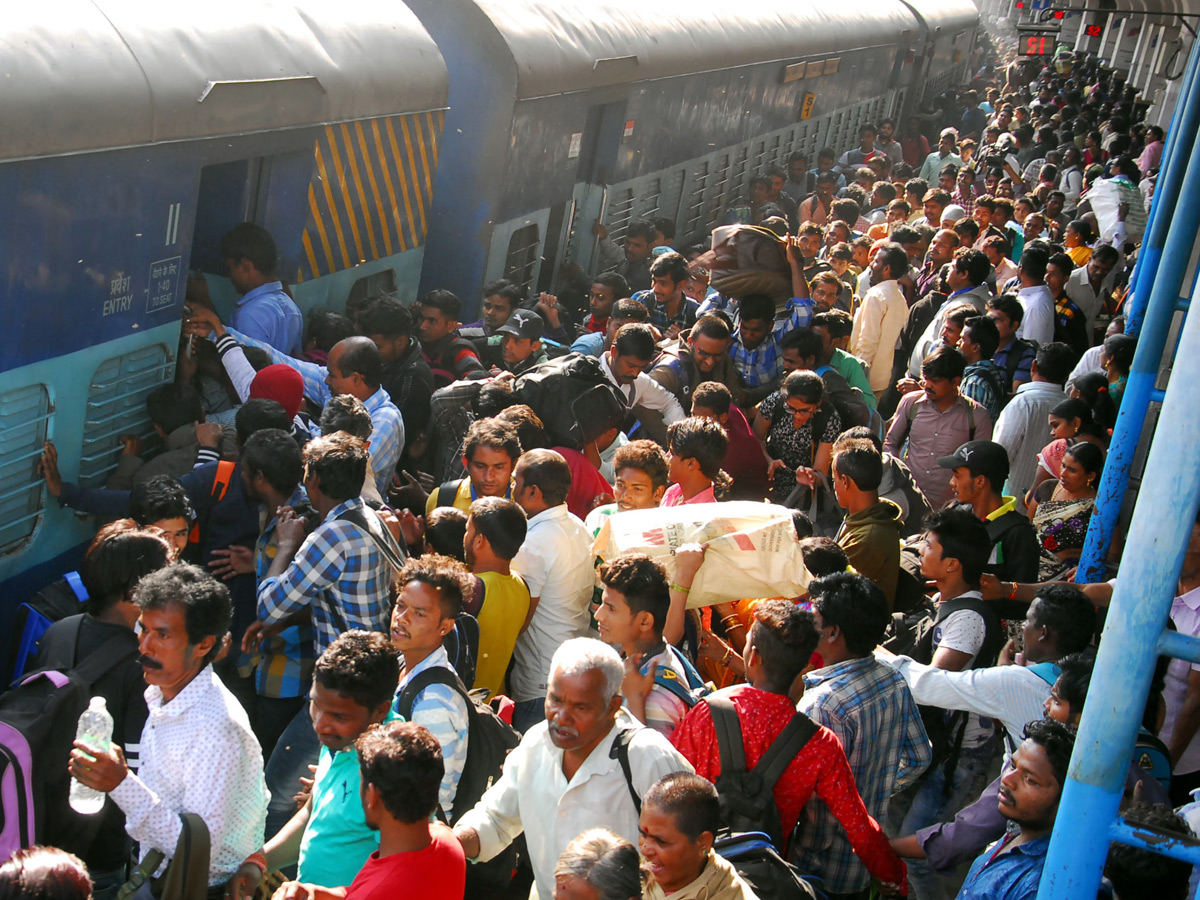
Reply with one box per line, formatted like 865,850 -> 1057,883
453,638 -> 691,900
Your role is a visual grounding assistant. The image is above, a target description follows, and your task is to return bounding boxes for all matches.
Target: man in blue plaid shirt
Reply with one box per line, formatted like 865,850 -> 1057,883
794,573 -> 932,897
730,293 -> 816,404
254,431 -> 404,836
196,307 -> 404,499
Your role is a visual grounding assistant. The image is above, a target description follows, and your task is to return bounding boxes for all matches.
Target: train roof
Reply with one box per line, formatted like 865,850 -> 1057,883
0,1 -> 448,162
461,0 -> 932,100
902,0 -> 983,36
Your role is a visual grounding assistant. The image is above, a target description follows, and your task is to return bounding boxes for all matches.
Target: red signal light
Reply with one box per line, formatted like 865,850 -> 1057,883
1053,9 -> 1065,18
1015,1 -> 1024,8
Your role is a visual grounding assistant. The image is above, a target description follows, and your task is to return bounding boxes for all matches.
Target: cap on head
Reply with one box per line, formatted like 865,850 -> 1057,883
937,440 -> 1010,487
250,365 -> 305,420
496,308 -> 544,340
941,204 -> 967,224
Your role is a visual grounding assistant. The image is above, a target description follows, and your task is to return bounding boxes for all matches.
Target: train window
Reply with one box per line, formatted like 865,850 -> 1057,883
504,225 -> 541,296
660,168 -> 685,230
79,345 -> 174,488
347,268 -> 398,309
0,383 -> 52,554
684,162 -> 709,237
640,176 -> 664,219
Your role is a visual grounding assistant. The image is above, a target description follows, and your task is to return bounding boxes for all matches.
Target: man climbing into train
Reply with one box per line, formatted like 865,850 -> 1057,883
186,223 -> 304,356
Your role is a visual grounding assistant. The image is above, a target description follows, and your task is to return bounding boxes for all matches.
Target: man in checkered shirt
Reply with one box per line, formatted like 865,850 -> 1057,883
254,431 -> 404,837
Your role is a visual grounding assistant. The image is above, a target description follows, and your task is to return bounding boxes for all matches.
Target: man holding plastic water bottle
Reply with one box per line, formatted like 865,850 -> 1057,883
68,565 -> 268,894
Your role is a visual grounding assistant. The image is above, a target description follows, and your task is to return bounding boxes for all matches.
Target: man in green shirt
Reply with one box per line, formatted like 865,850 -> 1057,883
227,631 -> 400,898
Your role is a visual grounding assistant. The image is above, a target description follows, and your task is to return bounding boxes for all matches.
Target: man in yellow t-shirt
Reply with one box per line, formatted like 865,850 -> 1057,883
425,419 -> 520,516
463,496 -> 531,700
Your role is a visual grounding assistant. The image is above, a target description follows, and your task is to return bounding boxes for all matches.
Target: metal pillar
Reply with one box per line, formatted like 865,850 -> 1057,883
1128,18 -> 1151,77
1037,163 -> 1200,899
1108,16 -> 1129,68
1074,10 -> 1093,52
1076,35 -> 1200,583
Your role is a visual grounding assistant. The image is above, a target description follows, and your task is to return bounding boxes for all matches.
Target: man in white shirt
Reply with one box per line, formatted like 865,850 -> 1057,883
879,585 -> 1096,756
69,565 -> 268,889
509,450 -> 598,732
851,243 -> 909,400
1013,247 -> 1055,344
994,342 -> 1073,506
1067,316 -> 1125,392
453,639 -> 691,900
601,323 -> 685,445
1064,246 -> 1120,343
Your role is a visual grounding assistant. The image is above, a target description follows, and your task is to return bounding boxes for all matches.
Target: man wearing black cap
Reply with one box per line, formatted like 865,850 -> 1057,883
938,440 -> 1040,599
488,308 -> 547,376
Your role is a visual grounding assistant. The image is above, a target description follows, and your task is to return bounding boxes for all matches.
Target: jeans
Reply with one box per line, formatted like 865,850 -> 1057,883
264,705 -> 320,841
512,697 -> 546,734
898,746 -> 994,900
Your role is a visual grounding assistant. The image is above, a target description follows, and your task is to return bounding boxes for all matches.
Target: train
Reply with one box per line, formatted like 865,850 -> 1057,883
0,0 -> 983,620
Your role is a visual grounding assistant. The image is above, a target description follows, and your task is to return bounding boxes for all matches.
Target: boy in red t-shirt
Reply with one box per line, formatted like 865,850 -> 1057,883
323,721 -> 465,900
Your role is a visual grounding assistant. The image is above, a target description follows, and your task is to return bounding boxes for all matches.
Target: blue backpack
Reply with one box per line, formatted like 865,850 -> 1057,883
637,644 -> 711,708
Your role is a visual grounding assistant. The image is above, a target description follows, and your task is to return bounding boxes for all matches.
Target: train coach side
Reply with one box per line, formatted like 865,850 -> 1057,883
0,2 -> 447,610
411,0 -> 980,310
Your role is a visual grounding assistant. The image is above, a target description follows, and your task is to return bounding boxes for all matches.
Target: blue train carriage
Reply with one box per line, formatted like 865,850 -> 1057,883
0,2 -> 447,616
410,0 -> 978,312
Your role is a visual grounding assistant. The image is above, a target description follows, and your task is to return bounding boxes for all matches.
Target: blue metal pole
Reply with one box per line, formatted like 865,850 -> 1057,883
1038,288 -> 1200,899
1124,36 -> 1200,336
1075,42 -> 1200,584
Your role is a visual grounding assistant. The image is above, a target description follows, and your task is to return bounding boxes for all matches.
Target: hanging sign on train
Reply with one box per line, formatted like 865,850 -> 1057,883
800,94 -> 816,121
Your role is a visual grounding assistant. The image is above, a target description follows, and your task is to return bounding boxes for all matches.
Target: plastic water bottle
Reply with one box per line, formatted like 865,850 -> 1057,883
69,696 -> 113,815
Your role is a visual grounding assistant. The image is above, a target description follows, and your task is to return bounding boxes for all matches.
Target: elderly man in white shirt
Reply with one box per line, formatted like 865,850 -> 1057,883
509,450 -> 601,733
454,639 -> 692,900
69,565 -> 268,890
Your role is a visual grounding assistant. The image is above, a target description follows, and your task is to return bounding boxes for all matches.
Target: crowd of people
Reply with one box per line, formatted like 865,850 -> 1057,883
5,37 -> 1197,900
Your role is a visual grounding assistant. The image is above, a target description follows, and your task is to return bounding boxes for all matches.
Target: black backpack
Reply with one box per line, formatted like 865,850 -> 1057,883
0,615 -> 137,859
513,353 -> 619,448
706,695 -> 816,850
611,704 -> 820,900
393,667 -> 520,825
884,593 -> 1004,787
393,667 -> 521,897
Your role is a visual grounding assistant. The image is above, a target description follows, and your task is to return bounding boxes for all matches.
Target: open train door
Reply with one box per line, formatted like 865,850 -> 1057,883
538,98 -> 628,294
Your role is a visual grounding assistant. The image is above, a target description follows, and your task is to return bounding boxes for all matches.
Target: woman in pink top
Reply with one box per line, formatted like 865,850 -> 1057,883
661,417 -> 729,506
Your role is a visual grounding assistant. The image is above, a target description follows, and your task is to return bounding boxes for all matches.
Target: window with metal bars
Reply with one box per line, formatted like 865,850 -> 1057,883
0,383 -> 52,554
79,345 -> 173,488
504,224 -> 541,296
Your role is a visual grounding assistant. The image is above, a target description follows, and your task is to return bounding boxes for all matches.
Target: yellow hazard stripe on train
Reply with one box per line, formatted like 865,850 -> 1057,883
297,110 -> 444,282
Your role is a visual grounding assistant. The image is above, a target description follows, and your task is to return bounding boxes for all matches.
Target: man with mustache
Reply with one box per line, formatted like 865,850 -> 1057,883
452,638 -> 690,900
68,565 -> 268,892
953,719 -> 1075,899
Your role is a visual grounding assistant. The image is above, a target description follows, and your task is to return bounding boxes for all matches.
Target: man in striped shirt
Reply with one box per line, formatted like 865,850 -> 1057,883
390,556 -> 471,820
